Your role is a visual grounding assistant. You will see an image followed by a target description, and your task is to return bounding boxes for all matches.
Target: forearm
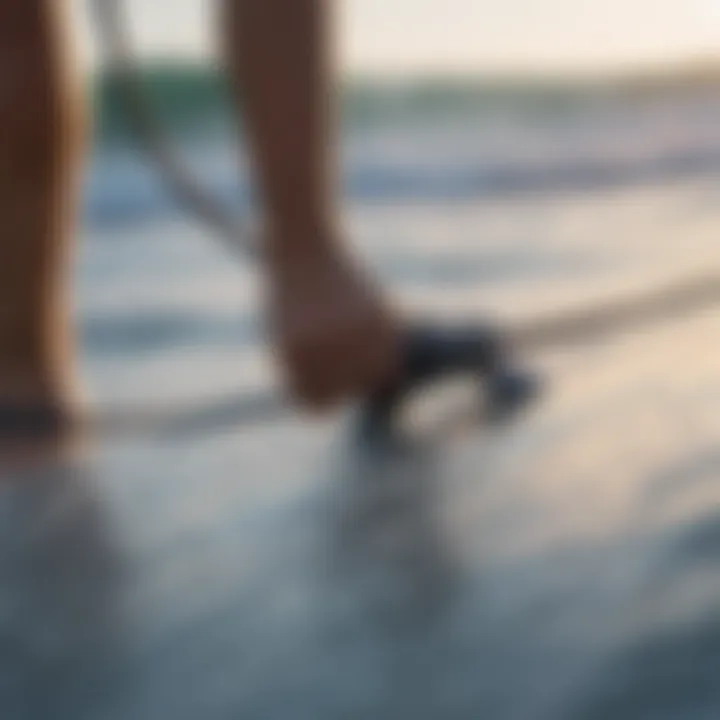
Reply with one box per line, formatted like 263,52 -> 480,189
220,0 -> 336,261
220,0 -> 398,407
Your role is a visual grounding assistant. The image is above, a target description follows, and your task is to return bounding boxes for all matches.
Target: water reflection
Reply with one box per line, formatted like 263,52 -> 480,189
324,426 -> 463,634
0,442 -> 126,720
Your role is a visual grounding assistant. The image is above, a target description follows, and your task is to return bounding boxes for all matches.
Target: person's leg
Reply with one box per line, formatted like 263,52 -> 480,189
0,2 -> 85,427
221,0 -> 399,409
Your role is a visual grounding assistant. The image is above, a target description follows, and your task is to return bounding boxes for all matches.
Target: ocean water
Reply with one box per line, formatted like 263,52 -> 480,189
89,72 -> 720,223
80,72 -> 720,408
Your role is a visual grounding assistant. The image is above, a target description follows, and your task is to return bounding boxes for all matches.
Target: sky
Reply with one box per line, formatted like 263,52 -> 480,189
79,0 -> 720,76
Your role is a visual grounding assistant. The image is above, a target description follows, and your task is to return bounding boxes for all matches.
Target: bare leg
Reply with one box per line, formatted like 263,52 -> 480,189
222,0 -> 399,408
0,2 -> 85,428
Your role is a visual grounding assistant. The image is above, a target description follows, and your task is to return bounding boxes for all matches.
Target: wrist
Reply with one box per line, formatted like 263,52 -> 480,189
267,224 -> 342,272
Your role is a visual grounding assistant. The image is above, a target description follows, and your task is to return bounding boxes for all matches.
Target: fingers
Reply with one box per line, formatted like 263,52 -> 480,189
281,312 -> 400,412
270,250 -> 401,412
